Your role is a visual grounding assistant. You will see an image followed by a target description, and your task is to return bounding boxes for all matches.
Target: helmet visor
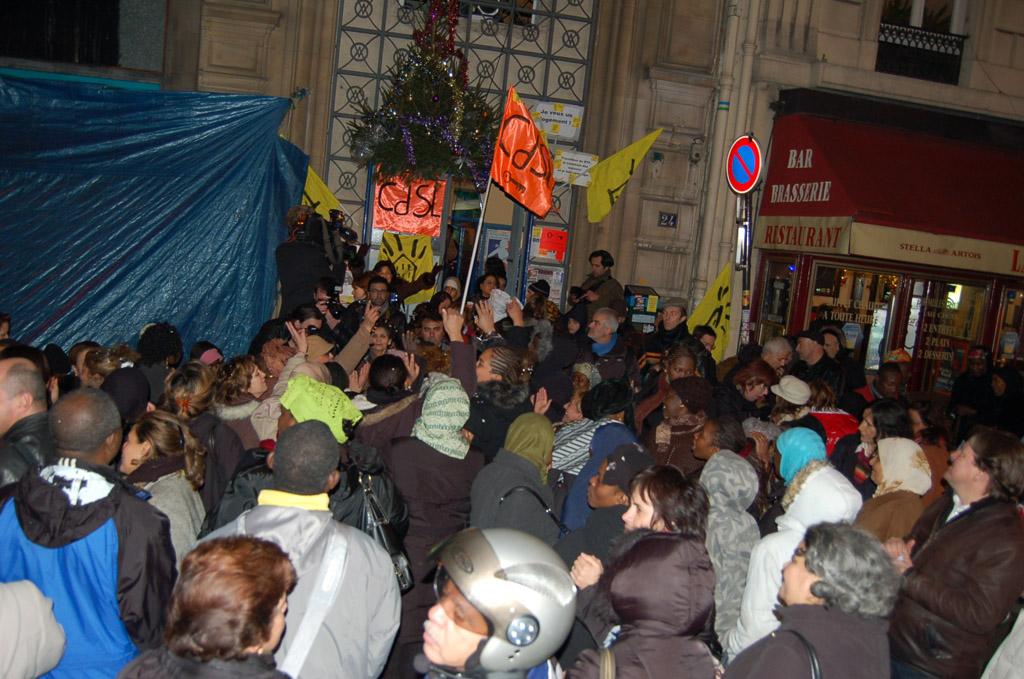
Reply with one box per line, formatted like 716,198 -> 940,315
434,566 -> 491,637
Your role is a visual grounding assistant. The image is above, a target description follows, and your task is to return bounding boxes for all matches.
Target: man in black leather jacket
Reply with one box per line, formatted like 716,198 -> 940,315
0,358 -> 56,487
199,441 -> 408,539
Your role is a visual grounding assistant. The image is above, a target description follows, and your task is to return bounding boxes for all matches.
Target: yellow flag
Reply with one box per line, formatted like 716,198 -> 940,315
379,233 -> 435,306
687,265 -> 732,362
302,166 -> 341,219
586,128 -> 662,222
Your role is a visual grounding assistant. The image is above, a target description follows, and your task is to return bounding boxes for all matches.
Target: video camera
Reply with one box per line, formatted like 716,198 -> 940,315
329,209 -> 360,244
295,206 -> 361,264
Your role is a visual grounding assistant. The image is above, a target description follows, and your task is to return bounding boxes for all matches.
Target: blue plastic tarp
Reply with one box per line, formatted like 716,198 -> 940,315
0,76 -> 307,355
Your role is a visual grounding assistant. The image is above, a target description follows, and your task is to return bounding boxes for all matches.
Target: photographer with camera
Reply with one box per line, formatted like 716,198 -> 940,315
338,276 -> 407,347
314,275 -> 349,350
276,205 -> 335,319
277,205 -> 365,320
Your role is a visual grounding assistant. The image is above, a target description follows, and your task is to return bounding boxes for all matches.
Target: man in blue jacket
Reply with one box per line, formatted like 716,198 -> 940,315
0,388 -> 176,679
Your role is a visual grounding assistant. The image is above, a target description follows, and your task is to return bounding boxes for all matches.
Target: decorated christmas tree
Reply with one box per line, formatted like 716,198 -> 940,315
348,0 -> 499,191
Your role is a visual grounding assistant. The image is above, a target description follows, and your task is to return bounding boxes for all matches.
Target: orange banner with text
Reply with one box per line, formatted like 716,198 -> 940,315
373,177 -> 446,237
490,87 -> 554,218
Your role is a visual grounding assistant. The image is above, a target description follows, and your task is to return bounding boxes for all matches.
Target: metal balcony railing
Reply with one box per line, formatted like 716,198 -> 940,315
875,21 -> 966,86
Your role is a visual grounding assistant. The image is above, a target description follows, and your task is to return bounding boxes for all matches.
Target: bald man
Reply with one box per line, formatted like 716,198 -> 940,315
0,358 -> 55,487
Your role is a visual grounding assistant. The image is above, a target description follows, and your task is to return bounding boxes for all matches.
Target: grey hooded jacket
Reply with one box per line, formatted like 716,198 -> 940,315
700,450 -> 760,635
205,504 -> 401,679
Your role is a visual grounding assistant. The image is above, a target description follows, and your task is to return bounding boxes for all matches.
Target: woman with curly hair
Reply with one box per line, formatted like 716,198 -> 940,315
120,410 -> 206,567
215,356 -> 267,450
165,359 -> 246,512
118,536 -> 296,679
724,522 -> 900,679
709,358 -> 777,422
79,344 -> 140,389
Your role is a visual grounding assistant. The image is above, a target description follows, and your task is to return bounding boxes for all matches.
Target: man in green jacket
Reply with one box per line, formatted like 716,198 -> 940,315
577,250 -> 624,321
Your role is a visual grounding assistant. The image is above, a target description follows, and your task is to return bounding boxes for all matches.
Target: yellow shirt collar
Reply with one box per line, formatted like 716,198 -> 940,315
257,489 -> 330,512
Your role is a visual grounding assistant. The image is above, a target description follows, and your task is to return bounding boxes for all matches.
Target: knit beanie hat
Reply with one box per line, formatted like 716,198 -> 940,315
281,374 -> 363,443
668,376 -> 713,413
412,377 -> 470,459
528,279 -> 551,297
601,443 -> 655,494
777,426 -> 827,483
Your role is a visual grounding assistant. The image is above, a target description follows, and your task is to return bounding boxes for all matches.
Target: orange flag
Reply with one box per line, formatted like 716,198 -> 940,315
490,87 -> 555,218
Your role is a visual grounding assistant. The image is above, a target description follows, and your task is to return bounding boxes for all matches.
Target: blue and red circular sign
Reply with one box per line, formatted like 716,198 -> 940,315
726,135 -> 762,194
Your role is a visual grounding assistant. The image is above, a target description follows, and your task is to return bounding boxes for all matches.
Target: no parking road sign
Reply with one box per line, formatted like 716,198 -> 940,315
726,135 -> 762,194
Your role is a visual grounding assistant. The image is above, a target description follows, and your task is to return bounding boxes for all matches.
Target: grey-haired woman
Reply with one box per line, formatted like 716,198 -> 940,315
724,522 -> 900,679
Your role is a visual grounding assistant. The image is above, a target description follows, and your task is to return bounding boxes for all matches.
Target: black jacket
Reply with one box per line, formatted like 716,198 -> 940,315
554,504 -> 627,569
338,300 -> 406,348
0,411 -> 57,487
725,604 -> 890,679
579,335 -> 641,387
707,382 -> 770,421
186,411 -> 246,513
118,647 -> 288,679
790,355 -> 846,398
199,444 -> 408,539
640,323 -> 693,370
275,240 -> 333,319
506,321 -> 579,423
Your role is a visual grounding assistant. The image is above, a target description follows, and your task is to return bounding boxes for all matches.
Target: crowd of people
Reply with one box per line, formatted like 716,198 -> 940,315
0,226 -> 1023,679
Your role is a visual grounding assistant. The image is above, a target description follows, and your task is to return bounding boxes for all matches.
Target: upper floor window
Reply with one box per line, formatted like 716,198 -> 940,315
881,0 -> 968,34
876,0 -> 968,85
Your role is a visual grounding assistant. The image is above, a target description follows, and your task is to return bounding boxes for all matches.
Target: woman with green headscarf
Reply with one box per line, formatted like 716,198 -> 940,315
469,412 -> 558,544
379,376 -> 486,679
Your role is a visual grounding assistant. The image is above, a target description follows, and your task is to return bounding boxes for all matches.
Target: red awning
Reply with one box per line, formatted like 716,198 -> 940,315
755,114 -> 1024,277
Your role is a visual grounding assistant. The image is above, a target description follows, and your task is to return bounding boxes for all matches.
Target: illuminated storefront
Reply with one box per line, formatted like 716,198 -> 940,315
751,100 -> 1024,394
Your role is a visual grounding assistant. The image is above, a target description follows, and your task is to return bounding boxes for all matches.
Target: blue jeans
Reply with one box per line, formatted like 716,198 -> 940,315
890,658 -> 938,679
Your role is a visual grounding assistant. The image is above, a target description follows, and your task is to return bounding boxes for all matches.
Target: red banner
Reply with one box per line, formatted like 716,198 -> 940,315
373,177 -> 446,237
490,87 -> 554,218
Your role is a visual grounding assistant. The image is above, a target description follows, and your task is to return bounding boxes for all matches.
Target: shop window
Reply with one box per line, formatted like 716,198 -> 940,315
995,287 -> 1024,365
809,265 -> 900,373
757,259 -> 795,345
904,278 -> 988,394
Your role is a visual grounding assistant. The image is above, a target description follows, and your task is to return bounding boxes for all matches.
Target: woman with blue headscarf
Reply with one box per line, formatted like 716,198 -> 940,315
559,379 -> 640,532
724,425 -> 864,659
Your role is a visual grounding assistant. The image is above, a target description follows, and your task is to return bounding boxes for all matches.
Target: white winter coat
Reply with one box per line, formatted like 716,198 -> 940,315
724,460 -> 863,659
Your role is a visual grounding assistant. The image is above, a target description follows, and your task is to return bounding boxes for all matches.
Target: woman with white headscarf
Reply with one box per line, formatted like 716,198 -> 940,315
855,437 -> 933,542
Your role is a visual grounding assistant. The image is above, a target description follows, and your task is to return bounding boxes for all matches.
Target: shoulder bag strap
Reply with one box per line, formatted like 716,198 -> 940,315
280,528 -> 350,678
599,647 -> 615,679
787,629 -> 821,679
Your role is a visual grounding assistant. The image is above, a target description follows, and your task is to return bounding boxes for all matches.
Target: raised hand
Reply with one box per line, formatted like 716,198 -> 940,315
475,299 -> 496,334
442,307 -> 465,343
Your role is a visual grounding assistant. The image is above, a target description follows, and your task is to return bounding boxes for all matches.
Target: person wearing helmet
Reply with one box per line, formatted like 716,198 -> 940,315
421,528 -> 577,679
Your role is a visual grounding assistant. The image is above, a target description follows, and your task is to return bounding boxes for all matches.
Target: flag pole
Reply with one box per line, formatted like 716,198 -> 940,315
460,179 -> 493,313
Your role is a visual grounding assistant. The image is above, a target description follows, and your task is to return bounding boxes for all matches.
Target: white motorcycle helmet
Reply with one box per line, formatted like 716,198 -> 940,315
431,528 -> 577,671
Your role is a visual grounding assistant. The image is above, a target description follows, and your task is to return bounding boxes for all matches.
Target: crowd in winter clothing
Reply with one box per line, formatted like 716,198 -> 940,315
1,243 -> 1023,679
